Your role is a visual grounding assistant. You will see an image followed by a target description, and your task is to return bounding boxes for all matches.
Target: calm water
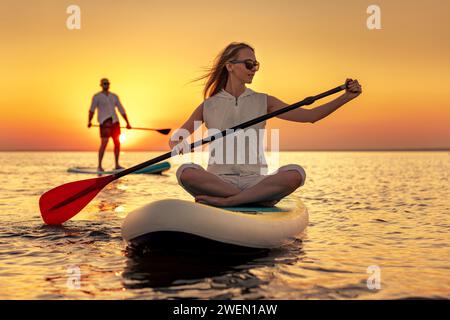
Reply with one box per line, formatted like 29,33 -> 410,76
0,151 -> 449,299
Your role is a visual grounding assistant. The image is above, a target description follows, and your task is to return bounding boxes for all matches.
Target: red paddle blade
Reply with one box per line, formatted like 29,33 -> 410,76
39,175 -> 115,225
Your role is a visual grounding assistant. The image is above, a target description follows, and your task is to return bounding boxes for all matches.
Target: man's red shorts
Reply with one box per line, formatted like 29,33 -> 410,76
100,118 -> 121,139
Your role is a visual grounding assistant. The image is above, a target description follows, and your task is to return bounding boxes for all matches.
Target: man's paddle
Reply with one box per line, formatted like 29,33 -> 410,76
40,83 -> 347,224
91,125 -> 171,135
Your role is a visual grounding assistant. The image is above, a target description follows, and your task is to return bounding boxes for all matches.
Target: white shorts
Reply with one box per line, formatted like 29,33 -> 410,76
176,163 -> 306,195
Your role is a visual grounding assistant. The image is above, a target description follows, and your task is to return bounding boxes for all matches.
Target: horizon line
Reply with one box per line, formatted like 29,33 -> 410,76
1,148 -> 449,152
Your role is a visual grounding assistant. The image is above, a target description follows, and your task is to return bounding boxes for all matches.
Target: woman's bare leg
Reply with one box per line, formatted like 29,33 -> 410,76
180,168 -> 241,197
195,170 -> 303,207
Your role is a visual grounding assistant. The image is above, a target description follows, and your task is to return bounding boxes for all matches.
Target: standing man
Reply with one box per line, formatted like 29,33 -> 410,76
88,78 -> 131,172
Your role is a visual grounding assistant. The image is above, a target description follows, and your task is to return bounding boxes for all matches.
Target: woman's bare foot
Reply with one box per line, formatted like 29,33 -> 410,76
195,196 -> 279,208
195,195 -> 230,207
97,167 -> 105,172
253,200 -> 279,207
115,165 -> 125,170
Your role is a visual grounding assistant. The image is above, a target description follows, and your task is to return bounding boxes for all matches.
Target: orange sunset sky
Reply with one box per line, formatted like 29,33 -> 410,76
0,0 -> 449,151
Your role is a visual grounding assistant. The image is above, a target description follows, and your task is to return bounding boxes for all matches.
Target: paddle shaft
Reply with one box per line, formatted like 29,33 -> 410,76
113,83 -> 347,179
91,125 -> 170,132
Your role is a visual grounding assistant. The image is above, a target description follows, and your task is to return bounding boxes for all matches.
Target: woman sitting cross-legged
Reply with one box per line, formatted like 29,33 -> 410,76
169,42 -> 361,207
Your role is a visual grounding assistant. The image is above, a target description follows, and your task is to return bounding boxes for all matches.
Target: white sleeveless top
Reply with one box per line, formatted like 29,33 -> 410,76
203,88 -> 268,176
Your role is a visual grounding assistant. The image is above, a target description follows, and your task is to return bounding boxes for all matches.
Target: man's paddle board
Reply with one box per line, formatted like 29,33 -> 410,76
68,162 -> 170,175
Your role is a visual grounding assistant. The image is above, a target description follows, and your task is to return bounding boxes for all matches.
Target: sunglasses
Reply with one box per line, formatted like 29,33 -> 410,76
230,59 -> 260,71
101,82 -> 110,85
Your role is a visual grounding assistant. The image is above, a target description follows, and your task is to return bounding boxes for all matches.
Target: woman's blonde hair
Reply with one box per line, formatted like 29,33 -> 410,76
196,42 -> 254,99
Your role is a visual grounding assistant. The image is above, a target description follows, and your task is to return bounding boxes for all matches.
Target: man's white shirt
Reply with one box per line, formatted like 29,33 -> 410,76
90,92 -> 126,124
